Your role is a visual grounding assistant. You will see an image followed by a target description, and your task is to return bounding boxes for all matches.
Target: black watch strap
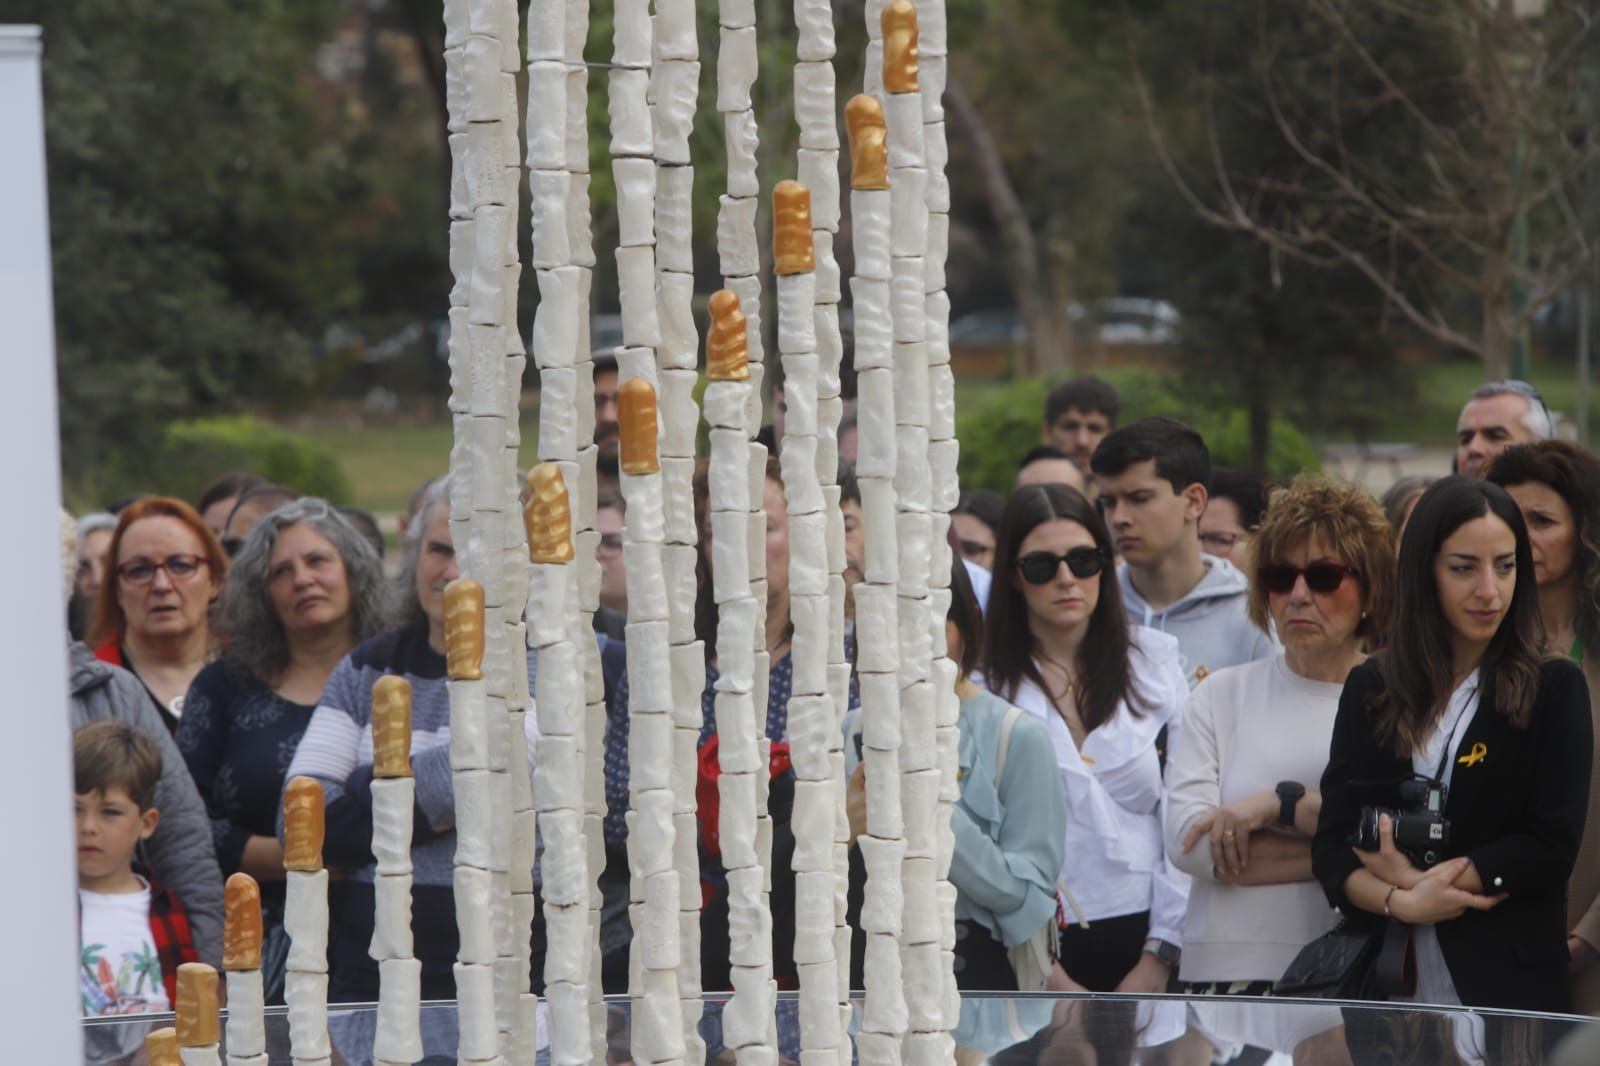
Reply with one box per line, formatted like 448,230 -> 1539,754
1277,781 -> 1304,827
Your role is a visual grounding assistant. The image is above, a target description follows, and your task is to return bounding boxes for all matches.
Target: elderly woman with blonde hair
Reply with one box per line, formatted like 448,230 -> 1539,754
1164,478 -> 1393,1052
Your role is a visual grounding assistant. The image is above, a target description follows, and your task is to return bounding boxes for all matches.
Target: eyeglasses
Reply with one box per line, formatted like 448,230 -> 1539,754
1259,563 -> 1357,595
1017,547 -> 1108,584
1200,531 -> 1245,550
116,554 -> 211,586
597,533 -> 623,556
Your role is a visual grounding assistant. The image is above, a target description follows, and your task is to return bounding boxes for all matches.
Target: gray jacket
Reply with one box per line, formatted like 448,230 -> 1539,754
67,641 -> 223,966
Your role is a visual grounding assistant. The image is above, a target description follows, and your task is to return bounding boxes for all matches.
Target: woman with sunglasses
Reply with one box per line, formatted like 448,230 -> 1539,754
984,483 -> 1190,995
1163,479 -> 1391,1048
1486,441 -> 1600,1012
1312,476 -> 1592,1013
88,497 -> 229,732
176,499 -> 393,1002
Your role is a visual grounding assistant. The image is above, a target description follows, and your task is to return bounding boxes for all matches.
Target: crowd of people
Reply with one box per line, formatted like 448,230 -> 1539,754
65,364 -> 1600,1060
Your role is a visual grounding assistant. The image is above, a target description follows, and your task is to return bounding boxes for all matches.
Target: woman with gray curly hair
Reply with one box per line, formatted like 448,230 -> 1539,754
176,497 -> 393,1001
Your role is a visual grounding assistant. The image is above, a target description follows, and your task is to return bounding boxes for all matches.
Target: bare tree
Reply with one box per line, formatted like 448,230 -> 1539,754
1126,0 -> 1599,379
944,74 -> 1067,376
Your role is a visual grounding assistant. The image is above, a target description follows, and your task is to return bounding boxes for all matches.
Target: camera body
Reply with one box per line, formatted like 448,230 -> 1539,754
1355,779 -> 1451,869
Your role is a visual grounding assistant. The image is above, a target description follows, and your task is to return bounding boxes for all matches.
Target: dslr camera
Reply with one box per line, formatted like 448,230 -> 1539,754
1355,779 -> 1451,869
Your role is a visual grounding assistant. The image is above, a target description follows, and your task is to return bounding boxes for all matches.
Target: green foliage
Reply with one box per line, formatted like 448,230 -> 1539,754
160,416 -> 353,504
955,371 -> 1321,494
29,0 -> 362,488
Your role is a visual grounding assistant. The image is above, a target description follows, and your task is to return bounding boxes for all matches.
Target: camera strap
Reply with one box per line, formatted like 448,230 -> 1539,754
1376,919 -> 1418,998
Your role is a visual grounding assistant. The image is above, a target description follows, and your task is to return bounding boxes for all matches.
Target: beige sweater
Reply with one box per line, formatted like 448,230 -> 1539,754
1570,657 -> 1600,1011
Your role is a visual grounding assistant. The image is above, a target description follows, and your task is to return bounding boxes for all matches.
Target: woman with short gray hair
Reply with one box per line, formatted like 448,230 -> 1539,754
176,498 -> 393,1001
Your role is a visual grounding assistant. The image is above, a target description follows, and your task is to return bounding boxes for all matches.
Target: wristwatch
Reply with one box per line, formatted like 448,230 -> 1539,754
1276,780 -> 1306,828
1142,938 -> 1180,968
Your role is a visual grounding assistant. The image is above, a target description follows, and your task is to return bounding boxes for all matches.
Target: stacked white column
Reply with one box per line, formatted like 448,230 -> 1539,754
525,3 -> 603,1062
282,776 -> 330,1066
915,0 -> 963,1046
844,90 -> 908,1066
370,678 -> 424,1066
650,5 -> 707,1059
878,4 -> 954,1065
791,4 -> 853,1030
524,464 -> 589,1066
442,0 -> 526,1052
222,874 -> 267,1066
772,180 -> 844,1066
716,4 -> 778,932
442,580 -> 505,1066
703,289 -> 780,1066
614,378 -> 687,1066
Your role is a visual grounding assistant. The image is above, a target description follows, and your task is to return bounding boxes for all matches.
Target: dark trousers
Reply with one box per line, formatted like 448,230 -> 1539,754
953,920 -> 1018,991
1058,909 -> 1150,993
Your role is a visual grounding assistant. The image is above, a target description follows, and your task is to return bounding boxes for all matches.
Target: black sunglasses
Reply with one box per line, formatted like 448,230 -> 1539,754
1017,547 -> 1107,584
1259,563 -> 1357,595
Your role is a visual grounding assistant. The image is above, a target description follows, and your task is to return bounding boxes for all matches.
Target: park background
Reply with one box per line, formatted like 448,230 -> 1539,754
18,0 -> 1599,525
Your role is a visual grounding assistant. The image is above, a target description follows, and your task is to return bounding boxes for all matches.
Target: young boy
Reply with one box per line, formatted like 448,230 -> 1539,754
74,721 -> 198,1016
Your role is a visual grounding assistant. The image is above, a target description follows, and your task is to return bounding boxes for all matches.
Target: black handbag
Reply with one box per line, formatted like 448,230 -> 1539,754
1276,918 -> 1415,1000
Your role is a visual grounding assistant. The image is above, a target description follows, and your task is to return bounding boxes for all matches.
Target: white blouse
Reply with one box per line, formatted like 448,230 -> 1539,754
1007,626 -> 1192,945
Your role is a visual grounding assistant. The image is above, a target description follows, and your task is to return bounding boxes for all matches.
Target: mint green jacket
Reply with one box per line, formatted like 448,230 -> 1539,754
844,688 -> 1066,948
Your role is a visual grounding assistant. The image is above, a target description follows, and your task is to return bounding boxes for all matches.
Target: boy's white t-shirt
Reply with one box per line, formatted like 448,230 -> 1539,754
79,878 -> 169,1016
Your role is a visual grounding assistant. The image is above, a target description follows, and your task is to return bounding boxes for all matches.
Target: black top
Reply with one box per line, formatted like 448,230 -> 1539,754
177,659 -> 317,905
1312,657 -> 1593,1012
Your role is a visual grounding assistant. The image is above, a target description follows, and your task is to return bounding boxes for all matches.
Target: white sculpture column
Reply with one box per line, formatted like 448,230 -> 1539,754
651,3 -> 707,1058
915,0 -> 962,1047
370,679 -> 424,1066
879,4 -> 954,1064
774,180 -> 845,1066
844,90 -> 908,1066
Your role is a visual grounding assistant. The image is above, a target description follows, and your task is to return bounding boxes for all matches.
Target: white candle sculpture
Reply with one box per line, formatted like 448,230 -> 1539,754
282,776 -> 330,1065
790,3 -> 854,1035
704,287 -> 779,1065
774,179 -> 845,1066
844,88 -> 910,1066
879,4 -> 956,1065
222,874 -> 267,1066
717,5 -> 778,968
370,677 -> 423,1066
444,0 -> 529,1054
443,579 -> 502,1065
528,1 -> 603,1060
175,962 -> 222,1066
652,5 -> 707,1059
525,463 -> 591,1066
917,0 -> 964,1044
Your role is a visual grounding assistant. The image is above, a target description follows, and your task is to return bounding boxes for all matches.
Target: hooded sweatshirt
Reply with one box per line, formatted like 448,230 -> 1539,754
1117,555 -> 1276,688
68,641 -> 223,966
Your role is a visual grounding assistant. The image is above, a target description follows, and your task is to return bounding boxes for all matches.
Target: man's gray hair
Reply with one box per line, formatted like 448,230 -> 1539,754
399,477 -> 452,627
218,497 -> 395,680
1469,379 -> 1554,440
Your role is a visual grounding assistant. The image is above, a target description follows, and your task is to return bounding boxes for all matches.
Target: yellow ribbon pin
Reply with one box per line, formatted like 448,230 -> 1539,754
1457,742 -> 1487,767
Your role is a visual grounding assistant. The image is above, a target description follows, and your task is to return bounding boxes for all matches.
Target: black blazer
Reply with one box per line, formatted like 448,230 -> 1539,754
1312,656 -> 1593,1012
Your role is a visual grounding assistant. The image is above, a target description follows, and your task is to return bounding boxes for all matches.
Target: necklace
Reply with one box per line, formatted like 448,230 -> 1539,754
1036,651 -> 1077,699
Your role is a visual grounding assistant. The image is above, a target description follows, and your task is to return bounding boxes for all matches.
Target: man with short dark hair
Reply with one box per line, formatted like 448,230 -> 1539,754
1043,375 -> 1120,469
1014,443 -> 1087,493
1091,417 -> 1274,686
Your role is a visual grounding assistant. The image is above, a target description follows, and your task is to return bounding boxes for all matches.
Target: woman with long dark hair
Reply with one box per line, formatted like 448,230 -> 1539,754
1486,441 -> 1600,1011
1312,476 -> 1592,1012
983,483 -> 1190,995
